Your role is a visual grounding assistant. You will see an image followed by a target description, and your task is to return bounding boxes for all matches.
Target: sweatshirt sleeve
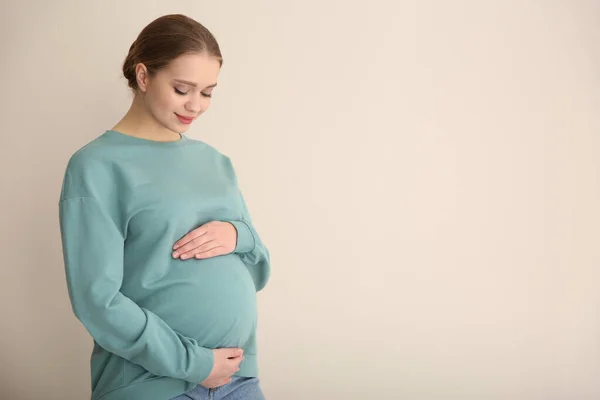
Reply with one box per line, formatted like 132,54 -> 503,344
58,196 -> 214,383
226,186 -> 271,292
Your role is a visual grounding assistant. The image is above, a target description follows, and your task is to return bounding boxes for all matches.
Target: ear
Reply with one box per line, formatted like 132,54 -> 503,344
135,63 -> 150,92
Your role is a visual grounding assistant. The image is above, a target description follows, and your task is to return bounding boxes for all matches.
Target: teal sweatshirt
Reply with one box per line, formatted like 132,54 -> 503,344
58,129 -> 271,400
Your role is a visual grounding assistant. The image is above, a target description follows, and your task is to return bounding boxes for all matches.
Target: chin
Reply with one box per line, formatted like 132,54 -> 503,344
166,121 -> 189,134
177,125 -> 191,134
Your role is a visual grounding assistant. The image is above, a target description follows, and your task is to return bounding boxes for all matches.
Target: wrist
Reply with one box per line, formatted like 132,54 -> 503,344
226,220 -> 255,253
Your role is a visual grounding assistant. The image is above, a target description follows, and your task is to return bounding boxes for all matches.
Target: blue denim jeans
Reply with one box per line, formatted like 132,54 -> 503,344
170,376 -> 265,400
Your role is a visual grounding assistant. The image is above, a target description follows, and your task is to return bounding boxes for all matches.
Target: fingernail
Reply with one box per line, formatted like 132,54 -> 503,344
172,252 -> 179,258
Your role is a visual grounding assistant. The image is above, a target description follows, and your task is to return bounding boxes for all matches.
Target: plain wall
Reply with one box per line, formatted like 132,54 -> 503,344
1,1 -> 599,399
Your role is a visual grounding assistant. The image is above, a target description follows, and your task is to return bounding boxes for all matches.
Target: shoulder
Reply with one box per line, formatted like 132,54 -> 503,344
65,131 -> 119,169
59,133 -> 120,201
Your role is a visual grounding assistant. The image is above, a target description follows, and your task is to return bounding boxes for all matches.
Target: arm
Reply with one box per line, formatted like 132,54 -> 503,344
223,159 -> 271,292
227,189 -> 271,291
58,196 -> 214,383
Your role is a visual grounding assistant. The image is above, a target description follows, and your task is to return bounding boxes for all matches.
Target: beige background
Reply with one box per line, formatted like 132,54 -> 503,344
1,1 -> 599,399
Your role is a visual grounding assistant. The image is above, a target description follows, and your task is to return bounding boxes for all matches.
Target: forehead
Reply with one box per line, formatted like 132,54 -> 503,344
161,52 -> 221,85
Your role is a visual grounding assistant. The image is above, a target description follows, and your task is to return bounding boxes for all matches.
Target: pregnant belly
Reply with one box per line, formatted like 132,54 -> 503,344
127,253 -> 258,349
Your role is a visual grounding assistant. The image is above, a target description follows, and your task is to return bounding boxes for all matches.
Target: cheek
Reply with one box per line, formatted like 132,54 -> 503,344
151,88 -> 181,113
199,98 -> 212,112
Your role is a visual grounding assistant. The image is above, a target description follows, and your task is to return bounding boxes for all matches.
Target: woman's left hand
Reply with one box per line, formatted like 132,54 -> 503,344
172,221 -> 237,260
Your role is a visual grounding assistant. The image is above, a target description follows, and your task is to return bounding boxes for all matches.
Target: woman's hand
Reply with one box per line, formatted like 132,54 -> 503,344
172,221 -> 237,260
201,348 -> 244,388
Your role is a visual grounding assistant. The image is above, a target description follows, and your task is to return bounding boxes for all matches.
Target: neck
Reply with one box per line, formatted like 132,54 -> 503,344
111,93 -> 181,142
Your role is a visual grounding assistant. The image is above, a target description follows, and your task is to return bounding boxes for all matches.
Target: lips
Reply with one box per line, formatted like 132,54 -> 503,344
175,113 -> 194,124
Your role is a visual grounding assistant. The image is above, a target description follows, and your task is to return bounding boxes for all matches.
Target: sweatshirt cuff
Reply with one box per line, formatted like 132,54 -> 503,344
190,346 -> 215,384
227,220 -> 256,253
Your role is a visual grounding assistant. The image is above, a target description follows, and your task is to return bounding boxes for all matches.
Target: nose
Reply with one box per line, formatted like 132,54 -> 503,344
185,92 -> 205,115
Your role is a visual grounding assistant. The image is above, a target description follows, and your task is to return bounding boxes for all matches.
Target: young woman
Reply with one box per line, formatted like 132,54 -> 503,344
58,14 -> 270,400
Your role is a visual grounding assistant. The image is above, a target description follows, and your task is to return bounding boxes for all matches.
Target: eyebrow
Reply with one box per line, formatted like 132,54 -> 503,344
173,79 -> 217,89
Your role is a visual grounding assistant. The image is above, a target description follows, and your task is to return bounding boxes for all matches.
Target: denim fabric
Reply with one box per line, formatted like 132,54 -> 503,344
170,376 -> 265,400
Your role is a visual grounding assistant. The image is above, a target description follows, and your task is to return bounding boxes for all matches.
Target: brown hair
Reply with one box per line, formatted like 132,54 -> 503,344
122,14 -> 223,92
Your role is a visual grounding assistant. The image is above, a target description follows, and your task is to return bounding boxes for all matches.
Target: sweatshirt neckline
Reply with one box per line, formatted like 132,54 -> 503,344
103,129 -> 189,146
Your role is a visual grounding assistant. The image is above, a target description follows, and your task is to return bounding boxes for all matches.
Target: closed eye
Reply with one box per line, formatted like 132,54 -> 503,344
174,87 -> 212,98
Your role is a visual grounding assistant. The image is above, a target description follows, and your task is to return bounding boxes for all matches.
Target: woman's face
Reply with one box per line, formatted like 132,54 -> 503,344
139,52 -> 221,134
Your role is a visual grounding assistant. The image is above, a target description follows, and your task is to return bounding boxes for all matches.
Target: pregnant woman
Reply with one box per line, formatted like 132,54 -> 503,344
58,14 -> 271,400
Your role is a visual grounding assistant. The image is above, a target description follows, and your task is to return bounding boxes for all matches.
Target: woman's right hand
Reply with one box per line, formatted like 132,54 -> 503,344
200,348 -> 244,388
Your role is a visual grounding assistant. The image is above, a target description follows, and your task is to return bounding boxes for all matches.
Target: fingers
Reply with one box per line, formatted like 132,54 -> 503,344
172,235 -> 206,255
203,348 -> 243,389
193,245 -> 225,259
229,356 -> 244,374
228,355 -> 244,365
183,243 -> 222,260
225,348 -> 244,358
173,228 -> 207,250
173,238 -> 218,259
225,349 -> 244,370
